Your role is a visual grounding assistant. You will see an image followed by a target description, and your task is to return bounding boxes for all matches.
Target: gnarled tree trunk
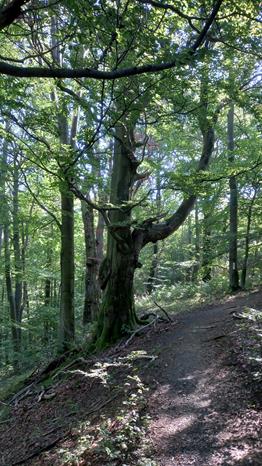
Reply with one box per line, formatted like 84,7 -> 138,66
93,114 -> 217,349
94,122 -> 139,349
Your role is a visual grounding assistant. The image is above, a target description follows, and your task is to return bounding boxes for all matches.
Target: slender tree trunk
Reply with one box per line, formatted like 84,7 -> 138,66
59,187 -> 75,351
21,219 -> 30,343
96,211 -> 105,264
147,242 -> 158,294
228,102 -> 240,291
192,200 -> 200,281
43,244 -> 52,342
51,19 -> 76,352
0,227 -> 2,257
4,225 -> 20,362
53,279 -> 58,308
81,200 -> 100,324
96,159 -> 106,264
0,125 -> 9,257
12,158 -> 23,331
202,203 -> 212,281
241,188 -> 257,288
147,165 -> 161,293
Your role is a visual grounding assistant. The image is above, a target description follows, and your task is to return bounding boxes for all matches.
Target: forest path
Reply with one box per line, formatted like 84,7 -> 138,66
0,291 -> 261,466
146,290 -> 262,466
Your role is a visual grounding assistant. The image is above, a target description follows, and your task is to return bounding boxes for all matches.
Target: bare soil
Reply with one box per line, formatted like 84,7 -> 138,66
146,290 -> 262,466
0,290 -> 261,466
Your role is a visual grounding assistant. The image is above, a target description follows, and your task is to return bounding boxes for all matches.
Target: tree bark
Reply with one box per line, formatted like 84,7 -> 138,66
81,199 -> 100,324
228,102 -> 240,291
43,238 -> 52,342
147,242 -> 158,293
96,211 -> 105,264
202,201 -> 212,281
192,200 -> 200,281
147,164 -> 161,292
21,219 -> 31,348
59,186 -> 75,351
51,17 -> 76,352
94,123 -> 139,349
12,156 -> 23,329
4,225 -> 20,361
241,187 -> 257,288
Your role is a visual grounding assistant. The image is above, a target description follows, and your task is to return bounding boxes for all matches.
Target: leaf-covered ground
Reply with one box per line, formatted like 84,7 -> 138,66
0,290 -> 261,466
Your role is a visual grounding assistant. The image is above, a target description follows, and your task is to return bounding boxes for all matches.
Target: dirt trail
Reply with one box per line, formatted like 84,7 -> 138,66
146,291 -> 262,465
0,291 -> 261,466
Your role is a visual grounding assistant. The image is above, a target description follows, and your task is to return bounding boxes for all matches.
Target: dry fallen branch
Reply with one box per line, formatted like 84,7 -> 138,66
204,334 -> 228,342
52,357 -> 89,380
153,301 -> 173,322
9,384 -> 34,406
0,400 -> 9,406
123,317 -> 160,347
232,313 -> 245,320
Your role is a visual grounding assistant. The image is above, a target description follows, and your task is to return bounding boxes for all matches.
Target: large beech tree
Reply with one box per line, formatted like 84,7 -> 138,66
0,0 -> 260,356
92,100 -> 219,348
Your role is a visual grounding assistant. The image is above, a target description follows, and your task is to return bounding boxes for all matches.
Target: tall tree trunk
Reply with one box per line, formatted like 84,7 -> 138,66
51,17 -> 76,352
12,157 -> 23,324
147,242 -> 158,294
241,187 -> 257,289
0,227 -> 2,257
4,225 -> 20,362
202,203 -> 212,281
96,211 -> 105,264
228,102 -> 240,291
94,123 -> 139,349
95,159 -> 106,264
21,212 -> 32,344
147,164 -> 161,293
59,187 -> 75,351
192,200 -> 200,281
43,241 -> 52,342
81,199 -> 100,324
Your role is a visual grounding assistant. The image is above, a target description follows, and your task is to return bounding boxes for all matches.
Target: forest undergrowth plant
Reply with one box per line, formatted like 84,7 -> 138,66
236,307 -> 262,382
92,375 -> 150,463
55,352 -> 155,465
136,275 -> 230,317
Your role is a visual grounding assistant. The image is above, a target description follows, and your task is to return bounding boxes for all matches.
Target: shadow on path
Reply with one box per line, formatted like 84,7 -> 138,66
145,291 -> 262,465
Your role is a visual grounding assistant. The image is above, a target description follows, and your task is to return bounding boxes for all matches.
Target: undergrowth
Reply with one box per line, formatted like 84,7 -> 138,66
46,351 -> 157,466
236,307 -> 262,383
136,276 -> 230,315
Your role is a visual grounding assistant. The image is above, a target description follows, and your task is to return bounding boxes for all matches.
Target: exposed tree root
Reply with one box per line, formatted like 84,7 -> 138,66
12,432 -> 70,465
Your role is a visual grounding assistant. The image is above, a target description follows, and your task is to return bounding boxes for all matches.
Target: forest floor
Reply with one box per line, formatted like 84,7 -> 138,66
0,289 -> 262,466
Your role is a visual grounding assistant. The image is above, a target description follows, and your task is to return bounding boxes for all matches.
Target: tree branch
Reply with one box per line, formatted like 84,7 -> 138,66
0,0 -> 223,79
138,121 -> 218,245
0,0 -> 29,30
21,170 -> 62,230
136,0 -> 201,32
